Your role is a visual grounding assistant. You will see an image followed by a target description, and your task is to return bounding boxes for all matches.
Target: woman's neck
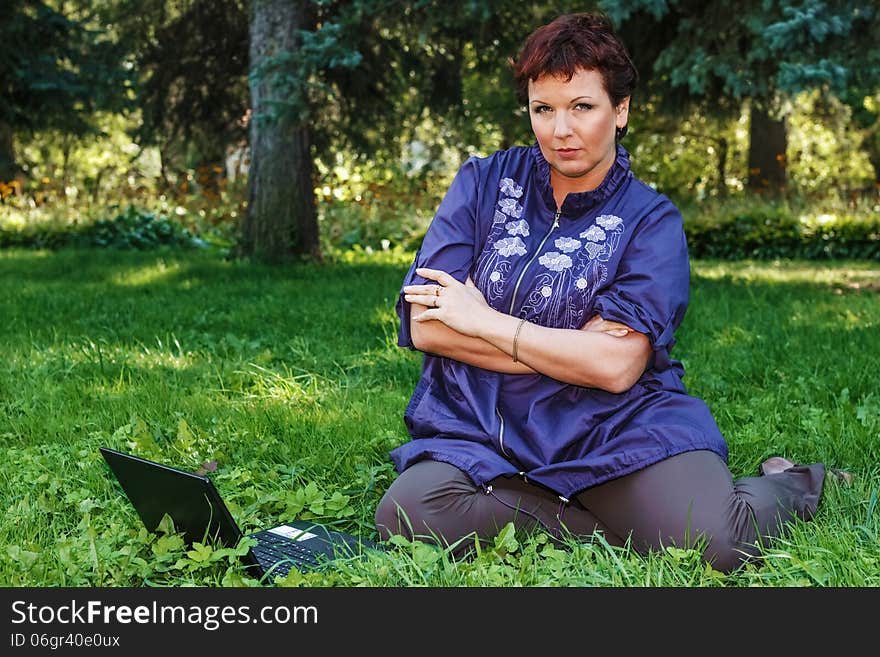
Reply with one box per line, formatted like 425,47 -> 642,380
549,154 -> 616,209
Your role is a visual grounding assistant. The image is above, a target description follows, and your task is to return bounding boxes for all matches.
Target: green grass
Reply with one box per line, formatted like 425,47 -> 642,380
1,248 -> 878,587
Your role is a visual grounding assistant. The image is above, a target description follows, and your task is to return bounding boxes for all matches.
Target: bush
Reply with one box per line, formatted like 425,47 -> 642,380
683,202 -> 880,260
76,206 -> 202,250
0,205 -> 205,251
318,199 -> 430,254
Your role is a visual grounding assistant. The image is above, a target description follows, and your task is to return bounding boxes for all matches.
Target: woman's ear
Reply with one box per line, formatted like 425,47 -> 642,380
615,97 -> 631,131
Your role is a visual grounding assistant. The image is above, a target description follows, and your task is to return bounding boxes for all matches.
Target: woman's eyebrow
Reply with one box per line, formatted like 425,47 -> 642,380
529,95 -> 595,105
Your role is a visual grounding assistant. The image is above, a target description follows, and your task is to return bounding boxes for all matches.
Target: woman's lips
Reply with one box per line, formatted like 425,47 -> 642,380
555,148 -> 580,159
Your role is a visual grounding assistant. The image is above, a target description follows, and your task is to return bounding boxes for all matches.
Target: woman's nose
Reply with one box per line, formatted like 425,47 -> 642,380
553,112 -> 573,138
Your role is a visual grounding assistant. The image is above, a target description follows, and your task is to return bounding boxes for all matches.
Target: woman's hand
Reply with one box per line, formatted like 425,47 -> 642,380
404,267 -> 495,338
581,314 -> 632,337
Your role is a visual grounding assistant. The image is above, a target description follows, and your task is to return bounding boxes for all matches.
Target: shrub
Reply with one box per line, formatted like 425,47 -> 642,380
683,203 -> 880,260
76,206 -> 203,250
0,205 -> 204,251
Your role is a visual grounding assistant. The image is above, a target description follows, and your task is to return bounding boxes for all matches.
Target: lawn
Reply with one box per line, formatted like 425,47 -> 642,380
1,248 -> 878,586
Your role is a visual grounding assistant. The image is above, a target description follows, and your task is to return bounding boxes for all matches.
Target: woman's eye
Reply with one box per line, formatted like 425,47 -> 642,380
575,103 -> 594,111
533,105 -> 552,114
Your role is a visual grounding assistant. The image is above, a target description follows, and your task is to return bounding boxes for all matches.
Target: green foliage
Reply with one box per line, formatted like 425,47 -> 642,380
268,1 -> 576,164
0,0 -> 131,176
131,0 -> 249,164
252,20 -> 363,126
683,203 -> 880,260
313,156 -> 449,253
12,112 -> 160,202
603,0 -> 880,106
2,0 -> 877,262
78,206 -> 203,250
787,90 -> 876,195
627,89 -> 876,201
0,205 -> 202,250
319,201 -> 430,254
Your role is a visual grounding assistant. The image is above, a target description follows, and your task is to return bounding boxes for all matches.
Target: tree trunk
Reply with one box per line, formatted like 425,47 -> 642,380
869,153 -> 880,186
240,0 -> 319,263
864,130 -> 880,188
62,136 -> 73,191
715,136 -> 728,197
0,120 -> 16,183
747,104 -> 788,194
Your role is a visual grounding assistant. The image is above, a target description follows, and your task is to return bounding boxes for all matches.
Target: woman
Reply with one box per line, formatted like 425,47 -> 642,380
374,12 -> 825,573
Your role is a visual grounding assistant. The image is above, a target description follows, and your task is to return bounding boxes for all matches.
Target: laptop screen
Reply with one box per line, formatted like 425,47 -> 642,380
100,447 -> 243,548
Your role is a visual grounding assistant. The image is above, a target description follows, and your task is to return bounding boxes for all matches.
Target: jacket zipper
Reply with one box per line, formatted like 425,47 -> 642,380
496,208 -> 560,459
507,209 -> 561,315
494,406 -> 511,458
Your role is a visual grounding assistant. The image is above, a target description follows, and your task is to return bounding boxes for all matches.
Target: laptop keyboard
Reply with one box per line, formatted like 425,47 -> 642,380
251,533 -> 325,575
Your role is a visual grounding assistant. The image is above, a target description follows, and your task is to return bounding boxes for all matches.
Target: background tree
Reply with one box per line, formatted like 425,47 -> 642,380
319,1 -> 560,162
600,0 -> 880,193
239,0 -> 359,262
90,0 -> 250,192
99,0 -> 584,261
134,0 -> 249,188
0,0 -> 129,183
238,0 -> 572,262
2,0 -> 877,258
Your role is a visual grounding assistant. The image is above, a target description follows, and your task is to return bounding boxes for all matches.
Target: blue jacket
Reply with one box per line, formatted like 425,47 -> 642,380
391,143 -> 727,500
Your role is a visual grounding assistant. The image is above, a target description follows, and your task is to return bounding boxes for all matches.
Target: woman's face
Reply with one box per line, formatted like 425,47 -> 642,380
528,68 -> 629,195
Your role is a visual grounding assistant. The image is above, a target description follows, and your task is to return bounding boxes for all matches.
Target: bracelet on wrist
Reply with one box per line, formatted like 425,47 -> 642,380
512,317 -> 527,363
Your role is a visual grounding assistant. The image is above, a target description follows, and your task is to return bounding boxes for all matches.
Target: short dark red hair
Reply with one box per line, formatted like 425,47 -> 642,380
511,12 -> 638,109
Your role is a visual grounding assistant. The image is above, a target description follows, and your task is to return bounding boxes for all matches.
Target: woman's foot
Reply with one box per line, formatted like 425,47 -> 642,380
758,456 -> 795,476
759,456 -> 854,484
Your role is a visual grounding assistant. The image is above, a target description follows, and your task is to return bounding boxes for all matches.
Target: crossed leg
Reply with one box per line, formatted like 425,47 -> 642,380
375,451 -> 825,573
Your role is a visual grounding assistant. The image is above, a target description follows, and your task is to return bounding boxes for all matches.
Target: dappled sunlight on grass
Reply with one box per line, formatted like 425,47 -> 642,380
17,337 -> 200,376
225,362 -> 325,404
772,298 -> 874,331
809,305 -> 867,329
690,261 -> 879,336
712,324 -> 758,348
108,258 -> 185,287
693,260 -> 880,288
0,248 -> 52,261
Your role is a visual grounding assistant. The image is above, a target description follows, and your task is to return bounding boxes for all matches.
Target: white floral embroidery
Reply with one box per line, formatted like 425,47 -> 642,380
579,225 -> 606,242
554,236 -> 581,253
596,214 -> 623,230
538,251 -> 572,271
494,236 -> 527,257
498,198 -> 523,218
584,242 -> 604,259
505,219 -> 529,237
478,172 -> 625,330
499,178 -> 523,198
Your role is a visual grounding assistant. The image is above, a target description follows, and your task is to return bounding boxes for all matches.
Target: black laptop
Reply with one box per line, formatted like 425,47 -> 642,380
100,446 -> 382,580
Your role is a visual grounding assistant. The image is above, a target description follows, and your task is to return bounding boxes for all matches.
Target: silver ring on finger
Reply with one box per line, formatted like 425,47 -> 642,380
432,296 -> 438,308
434,286 -> 441,297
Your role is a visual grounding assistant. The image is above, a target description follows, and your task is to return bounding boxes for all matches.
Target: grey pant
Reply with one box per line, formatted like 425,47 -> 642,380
374,450 -> 825,573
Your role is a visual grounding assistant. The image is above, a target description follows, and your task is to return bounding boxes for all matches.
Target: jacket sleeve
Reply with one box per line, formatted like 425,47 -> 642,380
396,158 -> 481,348
590,198 -> 690,371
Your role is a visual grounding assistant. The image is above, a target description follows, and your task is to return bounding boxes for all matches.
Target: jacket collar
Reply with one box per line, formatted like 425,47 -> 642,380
531,142 -> 631,217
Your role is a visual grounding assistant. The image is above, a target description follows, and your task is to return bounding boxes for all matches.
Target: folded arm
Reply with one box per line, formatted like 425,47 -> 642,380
406,269 -> 651,393
409,300 -> 538,374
